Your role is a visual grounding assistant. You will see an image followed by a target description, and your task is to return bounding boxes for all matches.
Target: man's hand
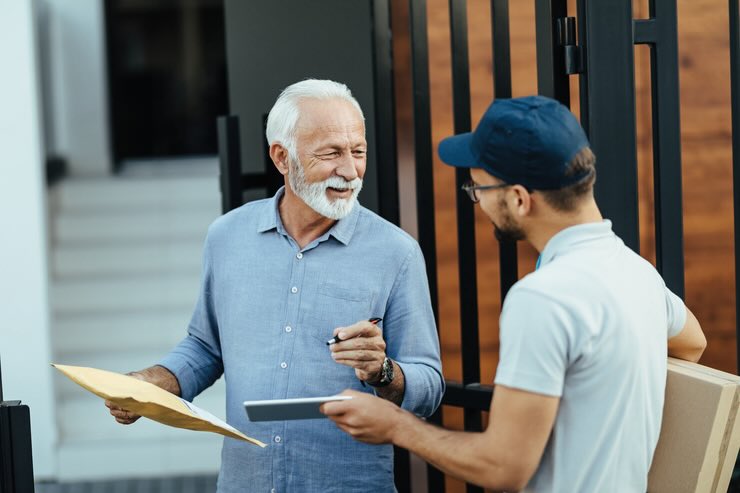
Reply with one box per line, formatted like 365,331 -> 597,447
104,365 -> 181,426
104,371 -> 146,425
329,320 -> 386,384
321,390 -> 407,444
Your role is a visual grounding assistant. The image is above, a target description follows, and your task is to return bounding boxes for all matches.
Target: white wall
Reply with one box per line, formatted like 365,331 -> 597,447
0,0 -> 58,480
43,0 -> 111,176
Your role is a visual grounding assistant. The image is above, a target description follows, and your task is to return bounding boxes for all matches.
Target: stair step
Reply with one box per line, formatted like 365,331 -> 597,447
53,241 -> 204,279
56,169 -> 220,213
54,309 -> 192,355
50,163 -> 230,482
53,207 -> 219,246
57,434 -> 223,482
52,274 -> 201,316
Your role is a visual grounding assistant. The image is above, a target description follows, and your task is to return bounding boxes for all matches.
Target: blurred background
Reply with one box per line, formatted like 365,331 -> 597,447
1,0 -> 738,492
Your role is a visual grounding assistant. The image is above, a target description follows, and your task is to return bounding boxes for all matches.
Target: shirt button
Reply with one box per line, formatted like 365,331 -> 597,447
280,362 -> 288,369
274,435 -> 282,443
291,286 -> 298,293
285,326 -> 292,333
296,252 -> 303,259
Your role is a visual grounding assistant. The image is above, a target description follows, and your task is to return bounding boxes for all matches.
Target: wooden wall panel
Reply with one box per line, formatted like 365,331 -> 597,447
403,0 -> 737,386
390,1 -> 736,487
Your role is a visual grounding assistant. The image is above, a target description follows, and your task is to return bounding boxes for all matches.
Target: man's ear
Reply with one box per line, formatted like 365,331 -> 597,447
510,185 -> 532,217
270,143 -> 290,175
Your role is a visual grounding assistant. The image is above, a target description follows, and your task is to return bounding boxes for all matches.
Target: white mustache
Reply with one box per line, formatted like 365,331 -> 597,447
322,176 -> 362,191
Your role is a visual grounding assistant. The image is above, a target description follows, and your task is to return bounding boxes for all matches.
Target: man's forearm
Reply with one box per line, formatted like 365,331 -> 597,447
375,360 -> 405,405
391,411 -> 519,491
131,365 -> 181,396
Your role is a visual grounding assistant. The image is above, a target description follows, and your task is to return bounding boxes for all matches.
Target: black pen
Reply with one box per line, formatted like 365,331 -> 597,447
326,317 -> 382,345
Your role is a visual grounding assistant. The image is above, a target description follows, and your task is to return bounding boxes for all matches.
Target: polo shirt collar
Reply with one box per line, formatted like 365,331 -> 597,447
538,220 -> 615,269
256,186 -> 361,246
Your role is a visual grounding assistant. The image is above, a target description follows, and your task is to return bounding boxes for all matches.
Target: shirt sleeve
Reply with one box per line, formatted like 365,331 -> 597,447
665,286 -> 688,339
157,229 -> 224,402
383,243 -> 444,417
494,286 -> 573,398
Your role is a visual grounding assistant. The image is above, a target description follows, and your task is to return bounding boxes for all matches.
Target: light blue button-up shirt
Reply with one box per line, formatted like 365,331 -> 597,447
159,188 -> 444,492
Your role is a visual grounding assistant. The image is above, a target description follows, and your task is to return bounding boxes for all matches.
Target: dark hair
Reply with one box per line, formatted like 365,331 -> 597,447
539,147 -> 596,212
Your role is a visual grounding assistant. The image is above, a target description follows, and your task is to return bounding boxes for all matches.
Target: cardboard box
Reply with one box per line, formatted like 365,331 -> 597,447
648,358 -> 740,493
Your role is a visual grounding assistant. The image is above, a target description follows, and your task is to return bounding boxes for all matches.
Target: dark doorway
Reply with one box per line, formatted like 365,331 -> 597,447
105,0 -> 227,170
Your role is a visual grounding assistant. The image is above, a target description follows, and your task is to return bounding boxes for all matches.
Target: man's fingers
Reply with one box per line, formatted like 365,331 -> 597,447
321,390 -> 362,416
332,321 -> 381,341
332,350 -> 380,362
115,415 -> 139,425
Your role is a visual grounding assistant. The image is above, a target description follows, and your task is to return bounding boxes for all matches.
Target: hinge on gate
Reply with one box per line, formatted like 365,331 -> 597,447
557,17 -> 583,75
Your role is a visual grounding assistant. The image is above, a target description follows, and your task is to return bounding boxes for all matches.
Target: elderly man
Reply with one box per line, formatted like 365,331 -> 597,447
106,79 -> 444,492
323,96 -> 706,492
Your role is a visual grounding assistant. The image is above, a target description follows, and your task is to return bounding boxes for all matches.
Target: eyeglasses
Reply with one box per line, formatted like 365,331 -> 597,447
461,181 -> 512,203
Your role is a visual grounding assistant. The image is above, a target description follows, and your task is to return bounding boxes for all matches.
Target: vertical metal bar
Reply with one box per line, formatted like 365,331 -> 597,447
491,0 -> 518,300
217,115 -> 244,214
449,1 -> 483,492
372,0 -> 401,226
409,0 -> 440,324
408,1 -> 445,490
730,0 -> 740,373
449,0 -> 480,387
534,0 -> 570,104
577,0 -> 641,252
647,0 -> 685,298
104,0 -> 121,171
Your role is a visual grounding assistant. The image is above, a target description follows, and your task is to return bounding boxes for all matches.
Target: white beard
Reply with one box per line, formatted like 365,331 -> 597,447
287,157 -> 363,220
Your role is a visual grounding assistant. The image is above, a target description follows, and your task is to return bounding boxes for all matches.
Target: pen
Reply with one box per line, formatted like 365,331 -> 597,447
327,317 -> 383,388
326,317 -> 382,345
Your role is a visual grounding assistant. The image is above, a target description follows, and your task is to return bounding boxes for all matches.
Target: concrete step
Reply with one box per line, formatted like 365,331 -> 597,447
55,162 -> 220,213
49,163 -> 229,482
52,241 -> 204,279
57,435 -> 223,482
54,309 -> 192,355
52,207 -> 219,246
52,274 -> 201,316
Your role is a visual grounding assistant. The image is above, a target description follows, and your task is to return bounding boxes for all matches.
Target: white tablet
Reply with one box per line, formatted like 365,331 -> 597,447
243,395 -> 353,421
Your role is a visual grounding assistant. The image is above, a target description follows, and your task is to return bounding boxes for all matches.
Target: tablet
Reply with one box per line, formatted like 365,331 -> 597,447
243,395 -> 353,421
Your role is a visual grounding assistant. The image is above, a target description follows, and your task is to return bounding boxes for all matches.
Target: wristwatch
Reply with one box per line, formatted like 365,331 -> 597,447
369,357 -> 394,387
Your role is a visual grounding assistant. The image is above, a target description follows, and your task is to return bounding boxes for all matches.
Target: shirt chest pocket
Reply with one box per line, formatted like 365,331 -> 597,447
302,282 -> 375,343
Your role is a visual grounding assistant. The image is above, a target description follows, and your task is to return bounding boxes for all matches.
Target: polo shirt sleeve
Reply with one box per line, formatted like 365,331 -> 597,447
383,243 -> 445,417
494,286 -> 572,398
157,229 -> 224,402
664,286 -> 687,339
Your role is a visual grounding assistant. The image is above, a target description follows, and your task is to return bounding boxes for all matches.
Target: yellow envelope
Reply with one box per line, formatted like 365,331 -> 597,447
53,364 -> 265,447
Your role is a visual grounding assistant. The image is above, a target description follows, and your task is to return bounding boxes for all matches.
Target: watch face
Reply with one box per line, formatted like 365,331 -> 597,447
381,357 -> 394,383
370,358 -> 393,387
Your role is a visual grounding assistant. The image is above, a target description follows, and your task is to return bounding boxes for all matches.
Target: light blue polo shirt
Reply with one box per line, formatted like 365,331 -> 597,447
159,187 -> 444,492
495,220 -> 686,493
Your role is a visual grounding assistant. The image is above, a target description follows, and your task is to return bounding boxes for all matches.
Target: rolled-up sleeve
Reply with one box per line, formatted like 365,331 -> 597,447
157,231 -> 224,402
384,244 -> 444,417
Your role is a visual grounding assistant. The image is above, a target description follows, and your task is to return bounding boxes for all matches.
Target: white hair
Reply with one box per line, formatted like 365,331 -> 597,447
265,79 -> 364,159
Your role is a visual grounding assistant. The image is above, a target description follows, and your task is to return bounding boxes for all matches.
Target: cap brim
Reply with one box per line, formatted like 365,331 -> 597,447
437,133 -> 480,168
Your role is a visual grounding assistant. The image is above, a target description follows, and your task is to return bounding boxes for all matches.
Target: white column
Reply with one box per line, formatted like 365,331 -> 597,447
45,0 -> 111,176
0,0 -> 58,480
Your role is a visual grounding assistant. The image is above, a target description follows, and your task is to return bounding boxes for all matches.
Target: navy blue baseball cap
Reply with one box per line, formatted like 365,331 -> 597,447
438,96 -> 591,190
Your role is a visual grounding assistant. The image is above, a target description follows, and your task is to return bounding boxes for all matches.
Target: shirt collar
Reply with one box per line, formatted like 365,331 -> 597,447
538,220 -> 615,269
256,186 -> 361,246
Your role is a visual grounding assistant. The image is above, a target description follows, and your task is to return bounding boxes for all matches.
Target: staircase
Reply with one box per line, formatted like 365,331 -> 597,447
49,159 -> 227,481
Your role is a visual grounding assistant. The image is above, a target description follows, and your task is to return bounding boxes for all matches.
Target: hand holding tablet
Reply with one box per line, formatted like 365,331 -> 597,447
244,395 -> 353,421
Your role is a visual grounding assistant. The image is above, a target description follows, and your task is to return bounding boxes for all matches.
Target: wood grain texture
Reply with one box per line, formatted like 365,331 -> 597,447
391,1 -> 736,487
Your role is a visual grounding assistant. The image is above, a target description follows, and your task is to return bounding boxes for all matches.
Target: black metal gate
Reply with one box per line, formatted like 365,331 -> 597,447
397,0 -> 705,491
219,0 -> 740,491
